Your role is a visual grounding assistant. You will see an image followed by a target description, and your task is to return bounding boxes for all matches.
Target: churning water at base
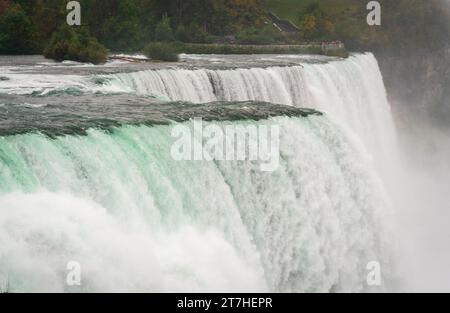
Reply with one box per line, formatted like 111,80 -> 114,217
0,53 -> 397,292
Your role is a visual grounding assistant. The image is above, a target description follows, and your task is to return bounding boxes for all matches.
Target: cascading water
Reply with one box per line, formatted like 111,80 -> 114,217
105,54 -> 397,160
0,53 -> 397,292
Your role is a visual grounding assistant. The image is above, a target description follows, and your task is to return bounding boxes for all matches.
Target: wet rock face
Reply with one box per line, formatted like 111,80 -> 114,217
377,46 -> 450,127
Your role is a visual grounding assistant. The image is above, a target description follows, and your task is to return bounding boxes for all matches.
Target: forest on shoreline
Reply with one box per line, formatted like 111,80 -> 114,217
0,0 -> 448,63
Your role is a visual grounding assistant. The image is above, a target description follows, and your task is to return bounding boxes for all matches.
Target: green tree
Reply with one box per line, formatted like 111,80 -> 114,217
95,0 -> 146,51
44,24 -> 108,64
154,14 -> 175,42
298,1 -> 334,41
143,42 -> 179,62
175,24 -> 190,42
0,4 -> 38,54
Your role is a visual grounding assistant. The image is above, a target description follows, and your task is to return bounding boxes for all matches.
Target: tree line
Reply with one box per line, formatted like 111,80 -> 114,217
0,0 -> 270,55
1,0 -> 448,61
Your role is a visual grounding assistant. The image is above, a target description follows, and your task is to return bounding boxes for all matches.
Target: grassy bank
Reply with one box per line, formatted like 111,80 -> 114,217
144,42 -> 348,61
173,43 -> 323,55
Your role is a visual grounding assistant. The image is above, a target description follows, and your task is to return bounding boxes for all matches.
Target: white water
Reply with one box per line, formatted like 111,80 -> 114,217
0,117 -> 390,292
1,53 -> 397,161
1,54 -> 396,156
105,54 -> 397,164
0,53 -> 400,292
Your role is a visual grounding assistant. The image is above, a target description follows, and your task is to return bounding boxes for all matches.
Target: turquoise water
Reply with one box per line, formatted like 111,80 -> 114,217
0,53 -> 394,292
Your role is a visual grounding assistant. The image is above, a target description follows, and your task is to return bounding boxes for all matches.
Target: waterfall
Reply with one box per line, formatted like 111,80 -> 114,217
1,53 -> 396,159
106,53 -> 397,163
0,116 -> 389,292
0,53 -> 397,292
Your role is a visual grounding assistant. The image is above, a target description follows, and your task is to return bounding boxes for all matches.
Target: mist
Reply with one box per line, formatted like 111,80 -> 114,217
391,89 -> 450,292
